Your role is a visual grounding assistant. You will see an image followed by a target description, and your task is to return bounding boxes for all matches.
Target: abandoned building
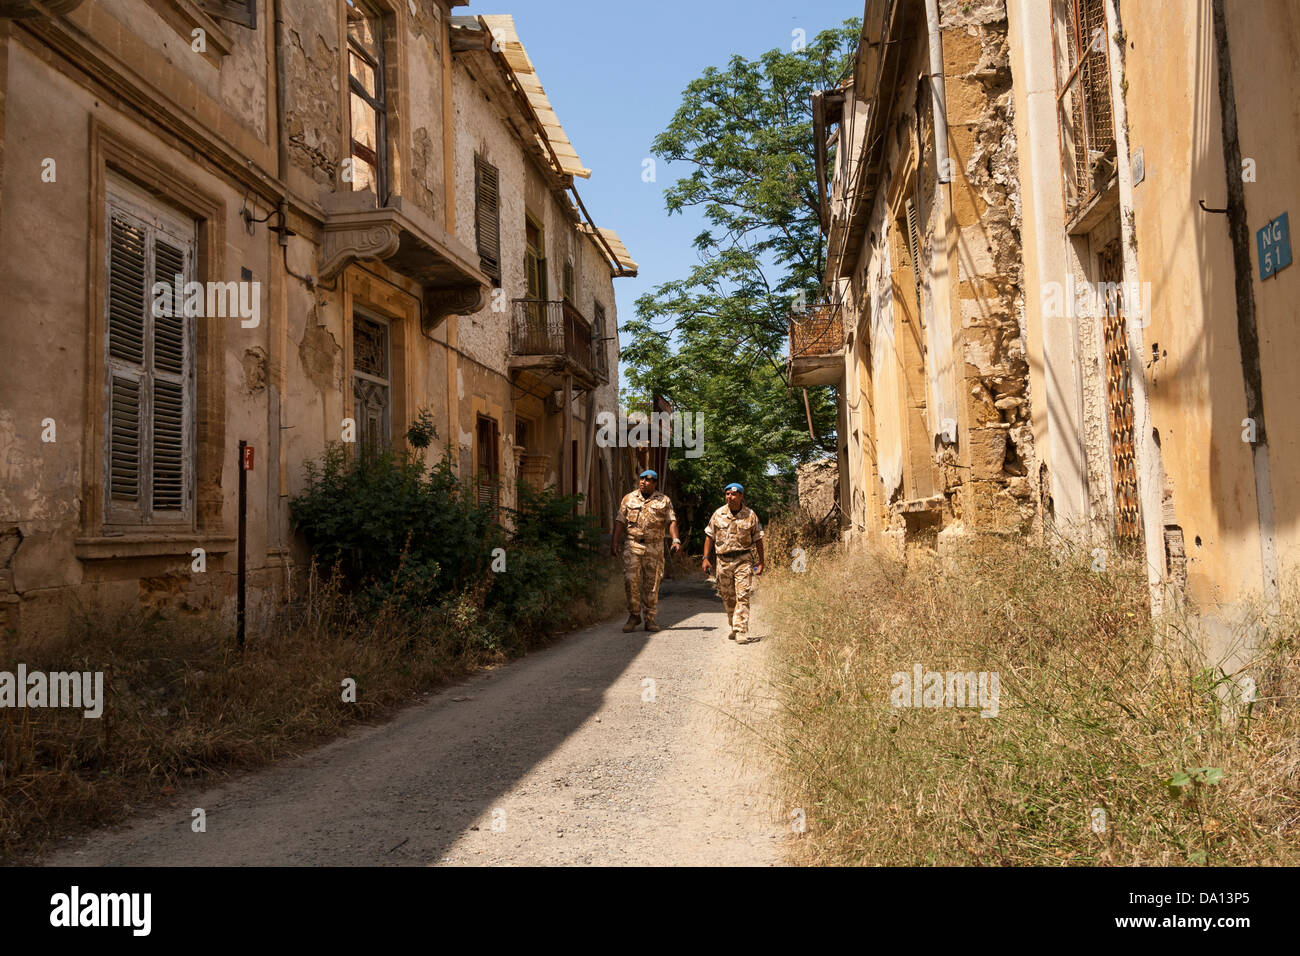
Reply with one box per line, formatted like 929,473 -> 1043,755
0,0 -> 637,639
799,0 -> 1300,657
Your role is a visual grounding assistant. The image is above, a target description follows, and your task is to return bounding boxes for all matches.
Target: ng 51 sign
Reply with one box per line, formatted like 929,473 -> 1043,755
1257,213 -> 1292,280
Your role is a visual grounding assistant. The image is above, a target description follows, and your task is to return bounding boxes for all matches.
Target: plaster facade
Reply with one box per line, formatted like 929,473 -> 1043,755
0,1 -> 633,641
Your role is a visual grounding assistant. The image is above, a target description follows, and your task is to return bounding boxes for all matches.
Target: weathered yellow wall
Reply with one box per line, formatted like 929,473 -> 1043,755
1123,0 -> 1299,612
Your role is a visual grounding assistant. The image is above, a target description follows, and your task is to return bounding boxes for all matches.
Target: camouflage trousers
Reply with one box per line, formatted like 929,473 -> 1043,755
623,542 -> 666,621
717,553 -> 755,633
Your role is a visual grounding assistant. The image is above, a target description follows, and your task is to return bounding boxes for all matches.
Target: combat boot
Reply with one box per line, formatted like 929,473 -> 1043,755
622,614 -> 640,632
644,619 -> 660,632
727,628 -> 737,641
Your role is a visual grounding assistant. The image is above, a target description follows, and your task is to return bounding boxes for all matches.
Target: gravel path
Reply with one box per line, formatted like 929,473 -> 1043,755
43,577 -> 788,866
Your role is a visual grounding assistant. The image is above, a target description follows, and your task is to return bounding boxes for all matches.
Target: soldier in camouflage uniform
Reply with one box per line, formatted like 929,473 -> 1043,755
701,482 -> 765,643
612,470 -> 681,632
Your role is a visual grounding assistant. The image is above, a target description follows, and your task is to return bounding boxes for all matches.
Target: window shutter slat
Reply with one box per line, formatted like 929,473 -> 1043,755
905,198 -> 923,306
109,375 -> 142,502
109,216 -> 147,366
153,239 -> 186,375
151,379 -> 185,511
475,157 -> 501,278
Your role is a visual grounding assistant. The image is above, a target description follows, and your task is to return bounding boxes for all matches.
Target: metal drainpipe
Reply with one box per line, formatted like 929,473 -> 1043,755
925,0 -> 953,184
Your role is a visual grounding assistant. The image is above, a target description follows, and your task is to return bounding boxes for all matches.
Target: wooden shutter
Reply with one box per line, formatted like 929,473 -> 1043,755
476,417 -> 500,512
107,215 -> 147,507
196,0 -> 258,30
109,376 -> 141,503
563,260 -> 574,302
475,156 -> 501,280
904,198 -> 923,310
105,192 -> 194,524
151,238 -> 187,512
108,216 -> 147,367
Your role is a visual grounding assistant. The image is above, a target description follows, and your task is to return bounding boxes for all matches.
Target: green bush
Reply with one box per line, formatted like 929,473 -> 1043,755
290,441 -> 492,605
289,423 -> 604,643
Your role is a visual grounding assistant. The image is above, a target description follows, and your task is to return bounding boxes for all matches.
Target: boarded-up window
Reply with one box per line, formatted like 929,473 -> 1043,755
352,311 -> 392,455
347,0 -> 387,199
104,188 -> 196,525
475,155 -> 501,281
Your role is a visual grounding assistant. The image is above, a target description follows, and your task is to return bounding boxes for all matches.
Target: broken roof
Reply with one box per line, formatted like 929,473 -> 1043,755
450,14 -> 590,179
450,14 -> 634,277
580,224 -> 639,276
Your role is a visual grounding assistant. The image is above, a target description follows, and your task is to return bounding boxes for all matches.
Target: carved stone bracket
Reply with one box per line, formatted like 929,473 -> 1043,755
320,216 -> 402,282
424,284 -> 487,334
317,197 -> 490,322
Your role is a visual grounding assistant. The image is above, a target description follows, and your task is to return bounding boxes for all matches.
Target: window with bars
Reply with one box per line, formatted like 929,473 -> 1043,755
1053,0 -> 1116,217
352,311 -> 392,454
347,0 -> 387,200
104,189 -> 196,525
474,154 -> 501,282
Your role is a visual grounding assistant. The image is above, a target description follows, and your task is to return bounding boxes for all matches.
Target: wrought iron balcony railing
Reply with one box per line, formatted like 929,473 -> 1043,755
510,299 -> 607,382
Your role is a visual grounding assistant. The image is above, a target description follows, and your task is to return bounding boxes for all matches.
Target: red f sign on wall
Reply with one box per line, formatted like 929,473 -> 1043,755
242,445 -> 255,471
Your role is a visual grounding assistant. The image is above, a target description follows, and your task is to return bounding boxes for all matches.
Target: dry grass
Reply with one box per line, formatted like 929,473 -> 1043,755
0,562 -> 624,863
761,530 -> 1300,865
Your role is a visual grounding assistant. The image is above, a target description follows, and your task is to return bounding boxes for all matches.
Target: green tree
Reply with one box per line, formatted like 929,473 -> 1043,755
622,19 -> 859,543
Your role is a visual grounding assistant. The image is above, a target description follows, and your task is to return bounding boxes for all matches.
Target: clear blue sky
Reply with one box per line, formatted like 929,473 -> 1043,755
481,0 -> 858,358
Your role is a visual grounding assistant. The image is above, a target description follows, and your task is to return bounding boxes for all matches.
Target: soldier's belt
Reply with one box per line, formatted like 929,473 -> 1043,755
718,549 -> 751,557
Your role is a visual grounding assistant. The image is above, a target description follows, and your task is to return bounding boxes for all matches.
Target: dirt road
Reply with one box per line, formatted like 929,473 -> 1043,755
44,577 -> 787,866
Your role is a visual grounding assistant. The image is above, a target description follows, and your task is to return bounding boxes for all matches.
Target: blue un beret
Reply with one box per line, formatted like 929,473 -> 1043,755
724,482 -> 744,493
639,470 -> 658,480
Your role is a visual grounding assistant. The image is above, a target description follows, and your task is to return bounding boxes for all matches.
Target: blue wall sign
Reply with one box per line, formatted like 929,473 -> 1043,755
1257,212 -> 1291,280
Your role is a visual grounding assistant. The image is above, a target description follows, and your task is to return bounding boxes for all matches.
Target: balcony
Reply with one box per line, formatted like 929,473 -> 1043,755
788,301 -> 845,386
509,298 -> 608,389
317,193 -> 489,333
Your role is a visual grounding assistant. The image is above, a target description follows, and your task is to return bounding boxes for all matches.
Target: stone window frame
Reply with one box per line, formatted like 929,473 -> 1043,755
340,0 -> 408,206
146,0 -> 238,66
340,265 -> 415,454
79,121 -> 228,552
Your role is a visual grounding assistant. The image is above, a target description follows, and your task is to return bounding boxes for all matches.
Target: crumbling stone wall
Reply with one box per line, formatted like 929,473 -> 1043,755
797,458 -> 838,521
284,3 -> 343,187
940,0 -> 1035,532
